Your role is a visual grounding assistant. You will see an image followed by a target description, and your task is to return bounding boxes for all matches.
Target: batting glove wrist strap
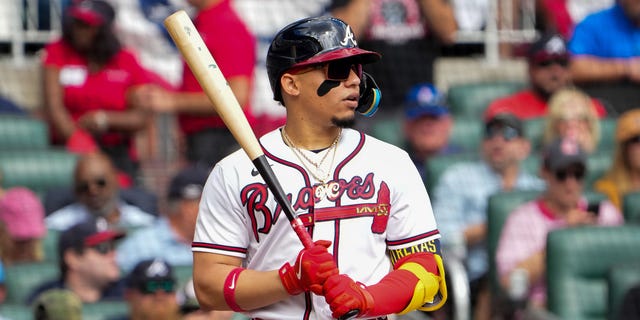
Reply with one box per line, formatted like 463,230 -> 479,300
279,240 -> 338,296
323,274 -> 374,318
223,267 -> 246,312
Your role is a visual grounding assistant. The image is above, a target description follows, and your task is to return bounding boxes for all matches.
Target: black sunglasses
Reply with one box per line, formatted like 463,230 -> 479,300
554,166 -> 586,182
485,126 -> 520,141
139,280 -> 175,295
536,58 -> 569,68
76,177 -> 108,193
292,61 -> 363,81
626,135 -> 640,145
90,241 -> 116,255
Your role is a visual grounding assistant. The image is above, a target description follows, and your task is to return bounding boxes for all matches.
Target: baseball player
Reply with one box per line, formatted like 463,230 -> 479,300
192,16 -> 447,320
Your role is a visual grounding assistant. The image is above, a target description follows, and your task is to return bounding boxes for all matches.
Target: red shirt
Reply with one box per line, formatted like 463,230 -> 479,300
484,89 -> 607,120
42,40 -> 153,146
179,0 -> 256,134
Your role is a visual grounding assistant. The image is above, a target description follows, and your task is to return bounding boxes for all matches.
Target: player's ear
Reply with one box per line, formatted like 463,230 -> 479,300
280,73 -> 301,98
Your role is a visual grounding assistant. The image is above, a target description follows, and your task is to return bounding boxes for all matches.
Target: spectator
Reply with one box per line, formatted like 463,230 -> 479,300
0,169 -> 47,264
42,0 -> 161,183
131,0 -> 256,168
432,113 -> 544,319
594,109 -> 640,210
537,0 -> 613,39
402,83 -> 460,182
32,289 -> 83,320
113,258 -> 181,320
46,152 -> 156,231
542,87 -> 601,153
496,138 -> 622,314
485,33 -> 607,120
330,0 -> 457,114
28,219 -> 126,304
116,165 -> 210,272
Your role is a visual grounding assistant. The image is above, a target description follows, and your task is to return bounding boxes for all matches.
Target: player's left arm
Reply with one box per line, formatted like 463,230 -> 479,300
323,239 -> 448,318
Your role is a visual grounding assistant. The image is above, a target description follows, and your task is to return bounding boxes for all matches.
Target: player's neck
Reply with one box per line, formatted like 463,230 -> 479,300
282,125 -> 341,150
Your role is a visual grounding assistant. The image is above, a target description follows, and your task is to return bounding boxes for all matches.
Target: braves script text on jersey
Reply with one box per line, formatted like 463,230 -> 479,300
193,128 -> 440,320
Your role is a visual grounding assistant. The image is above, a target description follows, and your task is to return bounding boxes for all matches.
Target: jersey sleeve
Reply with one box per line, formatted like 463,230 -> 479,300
193,164 -> 249,258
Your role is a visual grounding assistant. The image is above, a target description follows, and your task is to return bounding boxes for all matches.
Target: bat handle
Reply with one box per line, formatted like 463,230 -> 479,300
290,218 -> 314,249
338,309 -> 360,320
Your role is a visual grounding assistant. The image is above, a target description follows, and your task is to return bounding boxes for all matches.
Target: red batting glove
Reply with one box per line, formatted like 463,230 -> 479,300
323,274 -> 374,319
279,240 -> 338,295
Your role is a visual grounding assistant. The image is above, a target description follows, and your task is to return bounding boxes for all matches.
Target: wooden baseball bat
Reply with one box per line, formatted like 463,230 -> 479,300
163,10 -> 313,247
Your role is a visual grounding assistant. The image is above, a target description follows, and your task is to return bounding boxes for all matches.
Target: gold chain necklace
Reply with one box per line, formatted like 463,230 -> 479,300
282,128 -> 341,185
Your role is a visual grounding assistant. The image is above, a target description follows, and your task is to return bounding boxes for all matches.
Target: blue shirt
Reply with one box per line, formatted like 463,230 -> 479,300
116,218 -> 193,273
569,4 -> 640,58
432,161 -> 545,281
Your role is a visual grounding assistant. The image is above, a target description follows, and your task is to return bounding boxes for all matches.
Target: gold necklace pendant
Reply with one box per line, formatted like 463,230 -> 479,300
314,181 -> 340,200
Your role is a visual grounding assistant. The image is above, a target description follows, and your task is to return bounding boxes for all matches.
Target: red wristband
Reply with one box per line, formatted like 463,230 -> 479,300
223,267 -> 245,312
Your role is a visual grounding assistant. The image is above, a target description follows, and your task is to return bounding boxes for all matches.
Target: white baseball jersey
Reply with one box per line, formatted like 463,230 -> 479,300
193,128 -> 441,320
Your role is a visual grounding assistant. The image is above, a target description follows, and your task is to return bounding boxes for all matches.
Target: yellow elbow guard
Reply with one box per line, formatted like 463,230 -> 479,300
397,253 -> 448,314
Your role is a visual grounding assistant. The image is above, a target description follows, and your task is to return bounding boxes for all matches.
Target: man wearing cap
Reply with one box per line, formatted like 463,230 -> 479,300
113,258 -> 181,320
116,165 -> 210,272
27,219 -> 126,304
485,33 -> 607,120
496,138 -> 622,312
403,83 -> 462,182
594,109 -> 640,210
432,113 -> 544,318
192,16 -> 447,320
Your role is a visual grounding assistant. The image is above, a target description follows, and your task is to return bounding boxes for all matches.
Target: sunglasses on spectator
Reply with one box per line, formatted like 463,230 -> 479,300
90,241 -> 116,255
554,166 -> 586,182
535,58 -> 569,68
76,177 -> 108,193
291,61 -> 363,81
626,135 -> 640,145
484,126 -> 520,141
139,280 -> 175,295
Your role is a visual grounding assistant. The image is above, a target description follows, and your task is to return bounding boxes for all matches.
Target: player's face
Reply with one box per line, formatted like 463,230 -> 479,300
288,60 -> 362,126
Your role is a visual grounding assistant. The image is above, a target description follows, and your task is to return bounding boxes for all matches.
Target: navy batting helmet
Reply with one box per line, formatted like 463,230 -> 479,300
266,16 -> 381,104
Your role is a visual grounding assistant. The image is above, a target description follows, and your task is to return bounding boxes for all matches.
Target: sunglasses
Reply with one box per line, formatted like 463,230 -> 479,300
535,58 -> 569,68
139,280 -> 175,295
554,166 -> 586,182
90,241 -> 116,255
291,61 -> 363,81
626,135 -> 640,145
484,126 -> 520,141
76,177 -> 108,193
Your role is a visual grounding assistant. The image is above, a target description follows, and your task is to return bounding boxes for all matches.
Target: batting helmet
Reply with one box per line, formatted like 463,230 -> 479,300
266,16 -> 381,104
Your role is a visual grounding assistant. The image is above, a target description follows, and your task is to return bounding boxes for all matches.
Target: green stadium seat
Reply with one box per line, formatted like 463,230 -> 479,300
0,303 -> 32,319
43,229 -> 61,263
0,149 -> 78,196
608,262 -> 640,320
450,117 -> 483,152
368,116 -> 403,147
623,191 -> 640,224
597,117 -> 617,152
0,114 -> 49,150
4,261 -> 59,304
446,81 -> 526,119
523,117 -> 545,151
546,225 -> 640,319
83,301 -> 129,320
585,150 -> 613,190
174,264 -> 194,289
424,152 -> 479,192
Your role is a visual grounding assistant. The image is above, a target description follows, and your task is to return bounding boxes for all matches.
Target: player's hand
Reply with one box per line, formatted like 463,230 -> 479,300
323,274 -> 374,319
279,240 -> 338,295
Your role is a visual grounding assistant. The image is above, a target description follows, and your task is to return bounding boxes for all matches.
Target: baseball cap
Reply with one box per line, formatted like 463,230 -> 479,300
485,113 -> 524,137
32,289 -> 82,320
527,33 -> 569,65
167,165 -> 210,201
542,138 -> 587,172
404,83 -> 449,119
58,218 -> 125,257
616,109 -> 640,142
67,0 -> 115,27
0,187 -> 46,240
126,258 -> 176,293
